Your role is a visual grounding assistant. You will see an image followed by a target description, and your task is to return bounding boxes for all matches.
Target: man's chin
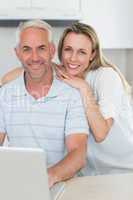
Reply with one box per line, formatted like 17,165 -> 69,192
25,72 -> 44,82
30,74 -> 45,81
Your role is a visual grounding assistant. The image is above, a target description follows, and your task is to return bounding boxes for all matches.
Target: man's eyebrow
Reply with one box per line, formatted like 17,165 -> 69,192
38,44 -> 47,48
22,45 -> 30,49
22,45 -> 47,49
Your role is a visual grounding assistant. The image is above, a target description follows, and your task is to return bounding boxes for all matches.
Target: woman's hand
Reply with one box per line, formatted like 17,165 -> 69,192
55,65 -> 89,91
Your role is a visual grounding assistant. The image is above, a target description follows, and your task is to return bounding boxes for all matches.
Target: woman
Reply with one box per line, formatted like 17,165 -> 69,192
2,22 -> 133,175
56,22 -> 133,175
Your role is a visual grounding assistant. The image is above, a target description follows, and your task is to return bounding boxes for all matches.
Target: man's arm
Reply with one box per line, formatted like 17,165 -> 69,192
0,132 -> 6,145
48,133 -> 88,188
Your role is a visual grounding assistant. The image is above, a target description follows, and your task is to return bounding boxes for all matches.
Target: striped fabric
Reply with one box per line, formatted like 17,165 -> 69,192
0,73 -> 89,166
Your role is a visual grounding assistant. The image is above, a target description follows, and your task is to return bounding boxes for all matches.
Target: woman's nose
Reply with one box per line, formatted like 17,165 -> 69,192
70,52 -> 77,62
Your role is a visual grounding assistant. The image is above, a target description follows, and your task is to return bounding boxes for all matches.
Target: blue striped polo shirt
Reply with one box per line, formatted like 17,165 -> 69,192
0,73 -> 89,166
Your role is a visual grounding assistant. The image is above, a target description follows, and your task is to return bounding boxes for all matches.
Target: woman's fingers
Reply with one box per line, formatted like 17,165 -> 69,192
55,67 -> 70,79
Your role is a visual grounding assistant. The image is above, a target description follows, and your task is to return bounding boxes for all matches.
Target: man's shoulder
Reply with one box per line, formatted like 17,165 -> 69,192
0,74 -> 24,97
55,78 -> 80,98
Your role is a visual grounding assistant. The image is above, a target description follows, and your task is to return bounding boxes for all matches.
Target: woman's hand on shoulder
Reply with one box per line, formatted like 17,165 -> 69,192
55,64 -> 88,91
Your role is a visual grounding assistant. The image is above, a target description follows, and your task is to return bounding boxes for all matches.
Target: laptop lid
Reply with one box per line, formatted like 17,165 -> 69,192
0,146 -> 51,200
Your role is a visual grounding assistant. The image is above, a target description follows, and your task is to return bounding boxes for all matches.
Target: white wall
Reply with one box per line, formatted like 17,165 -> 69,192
0,26 -> 133,88
103,49 -> 127,75
81,0 -> 133,48
0,27 -> 19,76
126,50 -> 133,94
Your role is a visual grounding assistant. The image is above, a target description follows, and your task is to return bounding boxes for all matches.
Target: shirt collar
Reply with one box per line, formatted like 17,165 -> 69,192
16,70 -> 62,99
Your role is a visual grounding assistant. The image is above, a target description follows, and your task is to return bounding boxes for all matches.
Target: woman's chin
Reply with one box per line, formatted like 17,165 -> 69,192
66,68 -> 80,77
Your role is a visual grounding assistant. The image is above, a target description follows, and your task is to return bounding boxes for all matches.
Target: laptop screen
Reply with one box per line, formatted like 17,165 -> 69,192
0,146 -> 51,200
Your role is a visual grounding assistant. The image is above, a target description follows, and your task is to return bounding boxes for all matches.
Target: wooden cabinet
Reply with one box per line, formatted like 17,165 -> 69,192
0,0 -> 81,20
0,0 -> 31,17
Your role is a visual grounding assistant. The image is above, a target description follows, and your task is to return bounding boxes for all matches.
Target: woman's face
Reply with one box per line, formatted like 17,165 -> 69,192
61,32 -> 94,77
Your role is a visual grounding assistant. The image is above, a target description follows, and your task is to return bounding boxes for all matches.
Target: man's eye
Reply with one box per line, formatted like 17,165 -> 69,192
39,47 -> 45,51
23,48 -> 30,52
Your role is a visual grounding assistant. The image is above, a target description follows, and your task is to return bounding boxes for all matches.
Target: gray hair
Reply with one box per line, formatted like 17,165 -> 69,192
15,19 -> 53,47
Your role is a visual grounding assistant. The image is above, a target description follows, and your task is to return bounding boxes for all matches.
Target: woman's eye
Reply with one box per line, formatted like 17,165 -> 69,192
79,51 -> 86,55
64,48 -> 72,51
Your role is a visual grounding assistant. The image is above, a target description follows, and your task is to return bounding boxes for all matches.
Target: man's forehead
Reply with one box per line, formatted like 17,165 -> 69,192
19,27 -> 49,45
20,27 -> 49,38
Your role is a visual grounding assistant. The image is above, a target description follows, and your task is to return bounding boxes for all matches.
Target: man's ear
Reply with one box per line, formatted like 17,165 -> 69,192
14,47 -> 21,60
49,43 -> 56,59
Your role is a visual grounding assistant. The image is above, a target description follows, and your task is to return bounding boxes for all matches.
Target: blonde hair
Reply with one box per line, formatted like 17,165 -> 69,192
15,19 -> 53,47
58,22 -> 131,96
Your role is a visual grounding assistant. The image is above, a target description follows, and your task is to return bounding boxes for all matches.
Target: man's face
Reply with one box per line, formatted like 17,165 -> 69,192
15,27 -> 55,81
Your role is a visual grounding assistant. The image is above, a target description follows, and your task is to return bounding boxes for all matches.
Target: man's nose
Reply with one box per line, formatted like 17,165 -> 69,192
31,50 -> 39,61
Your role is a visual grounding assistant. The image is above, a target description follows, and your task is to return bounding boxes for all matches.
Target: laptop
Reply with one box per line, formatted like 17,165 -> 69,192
0,146 -> 65,200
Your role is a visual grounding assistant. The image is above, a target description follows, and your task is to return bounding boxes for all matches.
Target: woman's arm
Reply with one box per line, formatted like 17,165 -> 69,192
79,83 -> 113,142
1,62 -> 58,85
55,67 -> 113,142
1,67 -> 23,85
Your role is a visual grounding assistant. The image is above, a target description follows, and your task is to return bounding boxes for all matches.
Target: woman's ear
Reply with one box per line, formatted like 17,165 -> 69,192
90,50 -> 96,61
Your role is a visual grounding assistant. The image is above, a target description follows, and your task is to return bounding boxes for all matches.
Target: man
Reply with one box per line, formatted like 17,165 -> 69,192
0,20 -> 89,187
